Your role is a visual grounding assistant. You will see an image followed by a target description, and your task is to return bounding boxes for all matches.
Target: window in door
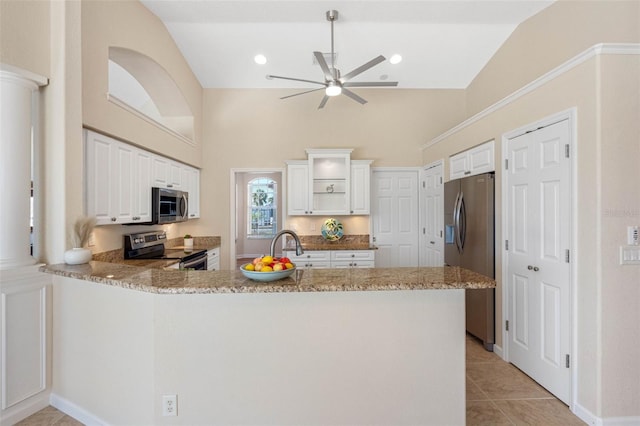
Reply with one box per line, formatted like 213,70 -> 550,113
247,178 -> 277,238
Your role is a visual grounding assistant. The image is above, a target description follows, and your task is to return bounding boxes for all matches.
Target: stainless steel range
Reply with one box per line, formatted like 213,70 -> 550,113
124,231 -> 208,270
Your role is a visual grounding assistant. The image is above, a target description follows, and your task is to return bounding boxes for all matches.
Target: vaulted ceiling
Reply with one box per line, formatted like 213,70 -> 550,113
140,0 -> 554,90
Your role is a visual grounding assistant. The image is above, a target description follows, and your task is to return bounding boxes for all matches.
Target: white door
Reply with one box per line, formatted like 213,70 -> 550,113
506,119 -> 571,404
372,169 -> 419,267
421,163 -> 444,267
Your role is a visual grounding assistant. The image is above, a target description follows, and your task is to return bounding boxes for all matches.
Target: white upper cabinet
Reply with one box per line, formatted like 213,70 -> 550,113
86,129 -> 145,225
449,140 -> 495,180
286,160 -> 310,215
286,149 -> 371,216
152,156 -> 183,189
85,129 -> 200,225
184,166 -> 200,219
350,160 -> 372,215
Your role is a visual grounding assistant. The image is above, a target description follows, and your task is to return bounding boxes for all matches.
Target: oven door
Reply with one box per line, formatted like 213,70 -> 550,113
180,252 -> 207,270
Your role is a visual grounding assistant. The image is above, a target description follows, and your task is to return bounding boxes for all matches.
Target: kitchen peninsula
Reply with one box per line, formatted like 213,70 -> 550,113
41,263 -> 493,425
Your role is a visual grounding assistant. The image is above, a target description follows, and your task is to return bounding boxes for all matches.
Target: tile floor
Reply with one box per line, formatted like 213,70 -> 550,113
16,334 -> 585,425
465,334 -> 585,425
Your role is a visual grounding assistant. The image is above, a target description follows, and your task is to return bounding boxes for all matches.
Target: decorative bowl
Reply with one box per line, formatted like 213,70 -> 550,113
240,263 -> 297,282
321,218 -> 344,241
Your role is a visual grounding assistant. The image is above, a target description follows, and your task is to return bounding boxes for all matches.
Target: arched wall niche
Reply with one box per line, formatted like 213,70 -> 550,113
108,46 -> 194,143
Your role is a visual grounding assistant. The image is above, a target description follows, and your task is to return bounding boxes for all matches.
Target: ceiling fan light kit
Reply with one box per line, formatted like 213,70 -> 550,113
266,9 -> 398,109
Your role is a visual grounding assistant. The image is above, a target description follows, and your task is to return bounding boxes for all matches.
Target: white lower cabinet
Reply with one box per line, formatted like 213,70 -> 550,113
283,250 -> 331,269
283,250 -> 375,269
331,250 -> 375,268
207,248 -> 220,271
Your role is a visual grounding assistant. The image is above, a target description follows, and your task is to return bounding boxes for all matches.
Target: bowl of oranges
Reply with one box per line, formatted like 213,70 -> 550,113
240,255 -> 296,282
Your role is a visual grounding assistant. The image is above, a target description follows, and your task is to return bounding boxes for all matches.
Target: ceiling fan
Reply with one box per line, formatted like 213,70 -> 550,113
267,10 -> 398,109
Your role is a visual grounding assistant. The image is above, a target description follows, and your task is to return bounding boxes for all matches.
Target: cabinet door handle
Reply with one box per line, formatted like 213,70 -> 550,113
464,171 -> 471,175
167,184 -> 173,188
533,266 -> 540,272
528,265 -> 533,270
111,217 -> 117,222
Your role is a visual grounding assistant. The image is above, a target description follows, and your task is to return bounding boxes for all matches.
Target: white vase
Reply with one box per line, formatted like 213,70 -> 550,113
184,238 -> 194,251
64,247 -> 92,265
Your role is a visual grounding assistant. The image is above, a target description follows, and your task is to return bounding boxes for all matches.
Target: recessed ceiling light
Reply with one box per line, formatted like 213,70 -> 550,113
254,54 -> 267,65
389,54 -> 402,65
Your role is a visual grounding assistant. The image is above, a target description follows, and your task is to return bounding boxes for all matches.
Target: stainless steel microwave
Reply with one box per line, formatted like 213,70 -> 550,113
152,187 -> 188,224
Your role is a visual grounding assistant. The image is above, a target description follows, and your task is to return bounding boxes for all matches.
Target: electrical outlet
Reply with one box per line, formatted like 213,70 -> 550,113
162,394 -> 177,417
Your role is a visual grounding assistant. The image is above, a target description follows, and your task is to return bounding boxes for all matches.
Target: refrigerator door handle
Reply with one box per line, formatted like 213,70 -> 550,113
459,193 -> 467,251
453,191 -> 462,253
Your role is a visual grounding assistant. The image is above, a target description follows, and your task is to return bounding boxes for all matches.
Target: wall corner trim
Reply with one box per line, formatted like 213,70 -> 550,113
0,63 -> 48,86
421,43 -> 640,151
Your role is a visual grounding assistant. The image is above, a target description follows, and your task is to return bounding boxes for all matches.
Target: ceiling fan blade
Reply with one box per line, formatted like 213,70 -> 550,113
339,55 -> 386,83
280,88 -> 326,100
341,88 -> 367,105
267,75 -> 326,86
318,95 -> 330,109
313,51 -> 334,82
343,81 -> 399,87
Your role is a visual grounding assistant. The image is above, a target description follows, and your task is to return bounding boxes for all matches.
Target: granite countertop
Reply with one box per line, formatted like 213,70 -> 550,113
285,234 -> 377,251
40,261 -> 495,294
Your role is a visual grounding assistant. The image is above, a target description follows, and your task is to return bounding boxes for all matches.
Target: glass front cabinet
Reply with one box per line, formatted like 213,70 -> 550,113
308,149 -> 352,215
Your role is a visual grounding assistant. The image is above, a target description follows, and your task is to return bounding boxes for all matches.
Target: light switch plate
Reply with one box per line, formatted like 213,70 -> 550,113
620,246 -> 640,265
628,226 -> 639,245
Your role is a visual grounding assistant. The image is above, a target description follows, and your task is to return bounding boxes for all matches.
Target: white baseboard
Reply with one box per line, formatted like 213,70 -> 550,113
493,343 -> 504,359
574,402 -> 600,425
0,391 -> 50,425
603,417 -> 640,425
50,393 -> 108,426
573,402 -> 640,426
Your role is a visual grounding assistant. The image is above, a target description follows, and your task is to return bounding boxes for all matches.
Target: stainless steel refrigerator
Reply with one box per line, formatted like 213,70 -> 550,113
444,172 -> 495,351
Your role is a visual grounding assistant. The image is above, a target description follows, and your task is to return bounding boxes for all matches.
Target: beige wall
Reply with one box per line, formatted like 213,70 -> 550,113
196,88 -> 466,268
422,43 -> 639,426
0,0 -> 50,76
81,0 -> 203,168
598,54 -> 640,417
466,0 -> 640,117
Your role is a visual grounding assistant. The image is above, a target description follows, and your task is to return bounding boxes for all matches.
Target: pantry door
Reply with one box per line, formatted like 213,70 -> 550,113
421,161 -> 444,267
371,169 -> 420,267
505,118 -> 572,404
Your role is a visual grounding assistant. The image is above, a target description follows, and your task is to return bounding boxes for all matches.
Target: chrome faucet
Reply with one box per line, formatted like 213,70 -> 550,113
270,229 -> 304,258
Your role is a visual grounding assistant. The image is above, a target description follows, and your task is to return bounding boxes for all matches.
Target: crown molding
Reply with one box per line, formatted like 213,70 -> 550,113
421,43 -> 640,151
